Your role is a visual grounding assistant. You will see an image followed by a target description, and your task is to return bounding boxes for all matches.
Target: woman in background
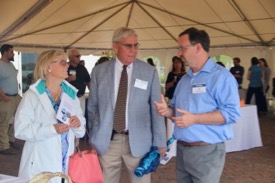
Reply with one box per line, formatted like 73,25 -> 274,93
15,50 -> 86,183
259,58 -> 272,94
245,57 -> 267,115
165,56 -> 186,100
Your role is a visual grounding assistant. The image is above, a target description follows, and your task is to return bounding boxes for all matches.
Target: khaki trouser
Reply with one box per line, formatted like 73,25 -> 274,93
0,95 -> 21,151
99,134 -> 151,183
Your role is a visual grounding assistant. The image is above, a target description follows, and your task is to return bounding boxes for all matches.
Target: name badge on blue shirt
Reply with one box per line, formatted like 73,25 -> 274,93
192,84 -> 206,93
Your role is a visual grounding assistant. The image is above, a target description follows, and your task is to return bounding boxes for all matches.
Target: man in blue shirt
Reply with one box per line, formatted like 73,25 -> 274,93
155,27 -> 240,183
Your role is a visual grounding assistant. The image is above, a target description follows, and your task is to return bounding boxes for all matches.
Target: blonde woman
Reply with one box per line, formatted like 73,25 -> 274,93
15,50 -> 86,183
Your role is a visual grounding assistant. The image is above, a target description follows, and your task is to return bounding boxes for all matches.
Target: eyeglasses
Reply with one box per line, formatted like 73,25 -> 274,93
120,43 -> 140,49
178,43 -> 197,51
51,60 -> 69,66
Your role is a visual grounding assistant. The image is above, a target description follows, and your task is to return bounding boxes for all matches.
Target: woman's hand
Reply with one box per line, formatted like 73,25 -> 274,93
54,123 -> 69,134
69,116 -> 81,128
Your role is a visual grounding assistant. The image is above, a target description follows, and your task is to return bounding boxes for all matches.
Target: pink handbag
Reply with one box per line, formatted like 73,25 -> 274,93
68,147 -> 103,183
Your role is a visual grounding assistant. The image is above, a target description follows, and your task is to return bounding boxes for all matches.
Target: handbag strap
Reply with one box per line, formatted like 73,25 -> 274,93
75,130 -> 97,156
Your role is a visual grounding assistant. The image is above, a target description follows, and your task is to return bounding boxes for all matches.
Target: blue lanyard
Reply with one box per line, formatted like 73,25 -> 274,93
166,137 -> 175,152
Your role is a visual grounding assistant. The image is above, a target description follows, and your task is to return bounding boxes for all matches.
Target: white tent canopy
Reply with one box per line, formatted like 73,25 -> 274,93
1,0 -> 275,89
0,0 -> 274,52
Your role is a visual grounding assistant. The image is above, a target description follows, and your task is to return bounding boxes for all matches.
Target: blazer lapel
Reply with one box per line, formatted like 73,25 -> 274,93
107,60 -> 116,109
129,60 -> 139,106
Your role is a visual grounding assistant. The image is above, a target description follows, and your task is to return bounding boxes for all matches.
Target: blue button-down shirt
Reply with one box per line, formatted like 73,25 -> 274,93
170,58 -> 240,144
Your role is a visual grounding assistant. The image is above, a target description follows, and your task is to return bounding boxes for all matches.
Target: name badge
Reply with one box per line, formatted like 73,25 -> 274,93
192,84 -> 206,93
134,79 -> 148,90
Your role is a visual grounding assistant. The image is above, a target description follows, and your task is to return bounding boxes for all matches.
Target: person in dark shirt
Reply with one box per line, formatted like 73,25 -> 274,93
67,49 -> 90,98
216,61 -> 225,67
165,56 -> 186,100
66,49 -> 90,144
95,56 -> 109,66
230,57 -> 244,89
79,60 -> 85,66
147,58 -> 155,67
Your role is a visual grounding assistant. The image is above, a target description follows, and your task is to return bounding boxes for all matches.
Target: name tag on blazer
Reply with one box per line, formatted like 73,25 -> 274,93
134,79 -> 148,90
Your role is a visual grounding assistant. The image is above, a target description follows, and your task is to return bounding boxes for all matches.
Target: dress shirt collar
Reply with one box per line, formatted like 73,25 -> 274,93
115,57 -> 133,70
187,57 -> 214,77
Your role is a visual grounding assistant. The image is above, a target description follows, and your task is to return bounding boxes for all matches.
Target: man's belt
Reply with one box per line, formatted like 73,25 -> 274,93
177,140 -> 209,147
5,93 -> 18,97
114,130 -> 129,135
111,130 -> 128,140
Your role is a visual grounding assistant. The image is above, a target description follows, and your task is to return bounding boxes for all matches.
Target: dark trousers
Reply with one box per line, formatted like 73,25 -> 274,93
246,86 -> 267,112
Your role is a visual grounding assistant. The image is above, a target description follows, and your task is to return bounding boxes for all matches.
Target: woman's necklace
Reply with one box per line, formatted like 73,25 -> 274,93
51,92 -> 60,102
47,86 -> 62,102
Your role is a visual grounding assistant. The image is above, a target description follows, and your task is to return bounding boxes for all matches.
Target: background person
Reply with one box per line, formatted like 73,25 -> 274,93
147,58 -> 155,67
155,27 -> 240,183
165,56 -> 186,100
246,57 -> 267,115
216,61 -> 225,67
95,56 -> 109,66
230,57 -> 244,89
67,48 -> 91,112
87,27 -> 166,183
79,60 -> 85,66
67,48 -> 90,145
0,44 -> 21,155
14,50 -> 86,181
259,58 -> 272,94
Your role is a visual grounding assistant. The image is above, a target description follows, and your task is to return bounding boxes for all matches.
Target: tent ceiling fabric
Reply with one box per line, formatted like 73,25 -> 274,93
0,0 -> 274,52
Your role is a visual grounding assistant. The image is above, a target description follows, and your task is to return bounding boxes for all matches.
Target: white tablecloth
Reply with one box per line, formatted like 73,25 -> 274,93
166,104 -> 263,156
0,174 -> 27,183
225,105 -> 263,152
